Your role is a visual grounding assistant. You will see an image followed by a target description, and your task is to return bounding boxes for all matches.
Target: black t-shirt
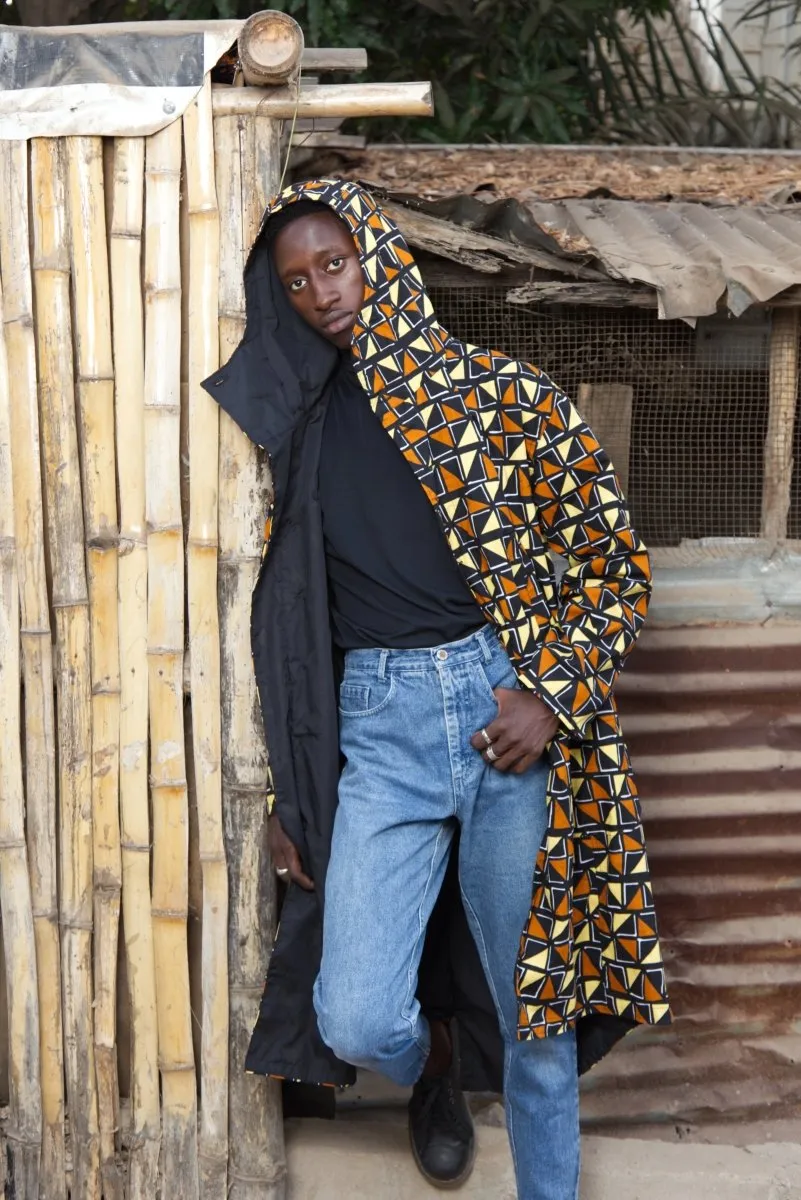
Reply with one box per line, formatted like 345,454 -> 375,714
319,358 -> 484,650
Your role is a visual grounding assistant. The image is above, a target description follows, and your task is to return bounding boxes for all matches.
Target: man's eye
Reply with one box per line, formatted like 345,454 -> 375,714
289,278 -> 306,293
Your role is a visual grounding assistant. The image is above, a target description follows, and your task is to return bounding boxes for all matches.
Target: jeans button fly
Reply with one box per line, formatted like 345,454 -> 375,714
437,649 -> 448,661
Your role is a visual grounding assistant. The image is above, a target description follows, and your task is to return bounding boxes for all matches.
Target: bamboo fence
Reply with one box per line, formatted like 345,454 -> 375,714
0,29 -> 433,1195
0,86 -> 276,1200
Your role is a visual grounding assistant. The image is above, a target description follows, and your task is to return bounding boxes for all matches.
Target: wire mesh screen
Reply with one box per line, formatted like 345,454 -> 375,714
427,286 -> 800,548
789,350 -> 801,540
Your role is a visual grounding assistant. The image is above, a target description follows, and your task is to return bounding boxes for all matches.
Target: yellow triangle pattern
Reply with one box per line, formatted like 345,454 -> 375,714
261,177 -> 670,1046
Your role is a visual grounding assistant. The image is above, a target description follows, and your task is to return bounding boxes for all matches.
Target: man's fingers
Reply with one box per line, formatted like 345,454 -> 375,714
484,743 -> 527,773
273,842 -> 315,891
487,727 -> 517,756
511,753 -> 538,776
286,845 -> 315,891
470,725 -> 497,751
482,713 -> 505,744
471,717 -> 512,752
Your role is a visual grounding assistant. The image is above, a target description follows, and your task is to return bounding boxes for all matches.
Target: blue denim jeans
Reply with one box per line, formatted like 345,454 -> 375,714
313,626 -> 580,1200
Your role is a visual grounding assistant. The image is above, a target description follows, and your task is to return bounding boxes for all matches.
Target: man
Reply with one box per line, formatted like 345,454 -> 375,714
203,180 -> 669,1199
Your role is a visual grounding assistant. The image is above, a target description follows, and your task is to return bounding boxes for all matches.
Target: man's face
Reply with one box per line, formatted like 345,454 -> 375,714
272,210 -> 365,349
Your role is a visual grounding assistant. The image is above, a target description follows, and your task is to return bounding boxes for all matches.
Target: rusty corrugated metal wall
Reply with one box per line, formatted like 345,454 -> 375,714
581,613 -> 801,1137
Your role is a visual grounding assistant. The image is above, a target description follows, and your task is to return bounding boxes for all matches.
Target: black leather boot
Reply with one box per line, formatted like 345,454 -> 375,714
408,1062 -> 476,1189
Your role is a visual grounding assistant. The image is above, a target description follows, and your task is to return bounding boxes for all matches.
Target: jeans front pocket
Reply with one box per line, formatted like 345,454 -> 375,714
477,655 -> 519,709
338,674 -> 396,718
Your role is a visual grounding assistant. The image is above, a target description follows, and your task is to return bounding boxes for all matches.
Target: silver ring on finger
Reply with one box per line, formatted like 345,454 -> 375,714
486,745 -> 500,763
276,867 -> 289,876
479,727 -> 493,748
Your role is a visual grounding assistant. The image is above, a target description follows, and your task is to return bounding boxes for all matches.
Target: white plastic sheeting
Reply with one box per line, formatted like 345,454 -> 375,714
0,20 -> 242,139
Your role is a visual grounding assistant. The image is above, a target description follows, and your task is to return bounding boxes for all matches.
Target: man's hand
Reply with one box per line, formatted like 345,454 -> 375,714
471,688 -> 559,774
268,813 -> 315,891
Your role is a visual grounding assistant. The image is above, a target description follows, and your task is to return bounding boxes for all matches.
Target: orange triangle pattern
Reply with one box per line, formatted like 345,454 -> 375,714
262,179 -> 670,1040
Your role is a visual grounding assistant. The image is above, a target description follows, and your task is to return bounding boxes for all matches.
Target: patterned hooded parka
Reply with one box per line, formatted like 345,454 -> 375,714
202,178 -> 670,1092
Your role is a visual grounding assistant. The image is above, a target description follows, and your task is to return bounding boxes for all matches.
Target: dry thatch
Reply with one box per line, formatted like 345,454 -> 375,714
313,145 -> 801,205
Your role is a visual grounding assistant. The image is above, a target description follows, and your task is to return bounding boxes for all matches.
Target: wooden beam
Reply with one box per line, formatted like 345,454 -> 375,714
770,287 -> 801,308
383,201 -> 602,280
577,383 -> 634,496
211,81 -> 433,119
238,11 -> 303,88
761,307 -> 800,543
213,109 -> 286,1200
508,280 -> 658,307
509,282 -> 801,311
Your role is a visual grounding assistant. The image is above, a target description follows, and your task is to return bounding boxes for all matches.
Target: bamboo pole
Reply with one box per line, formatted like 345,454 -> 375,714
31,136 -> 100,1200
183,78 -> 229,1200
110,134 -> 161,1200
761,307 -> 800,543
66,134 -> 123,1200
145,121 -> 199,1200
214,111 -> 286,1200
0,138 -> 66,1200
238,11 -> 304,86
301,46 -> 367,72
0,243 -> 42,1200
211,80 -> 433,118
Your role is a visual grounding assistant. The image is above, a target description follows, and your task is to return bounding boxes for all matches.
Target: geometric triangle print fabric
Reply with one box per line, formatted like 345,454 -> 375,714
261,179 -> 670,1039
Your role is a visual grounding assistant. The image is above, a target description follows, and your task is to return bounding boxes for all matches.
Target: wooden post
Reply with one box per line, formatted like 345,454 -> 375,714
577,383 -> 634,497
0,241 -> 42,1200
761,308 -> 800,543
144,121 -> 199,1200
31,135 -> 101,1200
214,110 -> 285,1200
67,134 -> 123,1200
238,11 -> 304,87
109,134 -> 162,1200
183,77 -> 230,1200
0,139 -> 66,1200
211,80 -> 433,118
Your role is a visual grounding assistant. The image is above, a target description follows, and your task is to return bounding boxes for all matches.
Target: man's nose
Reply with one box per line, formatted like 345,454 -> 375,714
311,275 -> 339,311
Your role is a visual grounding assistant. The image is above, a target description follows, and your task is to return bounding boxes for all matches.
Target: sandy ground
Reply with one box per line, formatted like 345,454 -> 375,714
285,1112 -> 801,1200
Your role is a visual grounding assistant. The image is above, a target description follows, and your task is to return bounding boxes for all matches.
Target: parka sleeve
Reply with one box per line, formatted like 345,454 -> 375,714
523,386 -> 651,739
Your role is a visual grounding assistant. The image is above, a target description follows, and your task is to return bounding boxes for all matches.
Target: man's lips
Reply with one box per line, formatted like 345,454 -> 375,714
321,310 -> 354,334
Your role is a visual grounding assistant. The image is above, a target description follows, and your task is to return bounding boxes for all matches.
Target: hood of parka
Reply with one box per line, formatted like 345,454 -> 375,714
251,177 -> 450,430
210,176 -> 448,452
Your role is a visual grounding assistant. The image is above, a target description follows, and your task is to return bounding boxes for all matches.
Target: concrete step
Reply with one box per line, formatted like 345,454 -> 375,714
284,1111 -> 801,1199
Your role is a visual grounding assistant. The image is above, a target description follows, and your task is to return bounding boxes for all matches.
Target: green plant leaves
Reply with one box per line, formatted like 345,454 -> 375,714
133,0 -> 801,148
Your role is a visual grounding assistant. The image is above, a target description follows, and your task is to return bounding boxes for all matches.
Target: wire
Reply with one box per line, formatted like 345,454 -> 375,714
278,71 -> 302,197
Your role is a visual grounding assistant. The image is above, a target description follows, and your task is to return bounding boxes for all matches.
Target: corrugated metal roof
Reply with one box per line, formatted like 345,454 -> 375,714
523,199 -> 801,321
377,189 -> 801,321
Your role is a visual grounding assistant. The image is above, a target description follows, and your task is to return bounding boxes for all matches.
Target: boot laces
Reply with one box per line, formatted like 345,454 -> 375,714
415,1076 -> 472,1141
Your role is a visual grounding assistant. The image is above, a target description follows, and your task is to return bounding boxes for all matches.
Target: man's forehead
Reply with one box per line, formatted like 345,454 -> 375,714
272,207 -> 352,253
